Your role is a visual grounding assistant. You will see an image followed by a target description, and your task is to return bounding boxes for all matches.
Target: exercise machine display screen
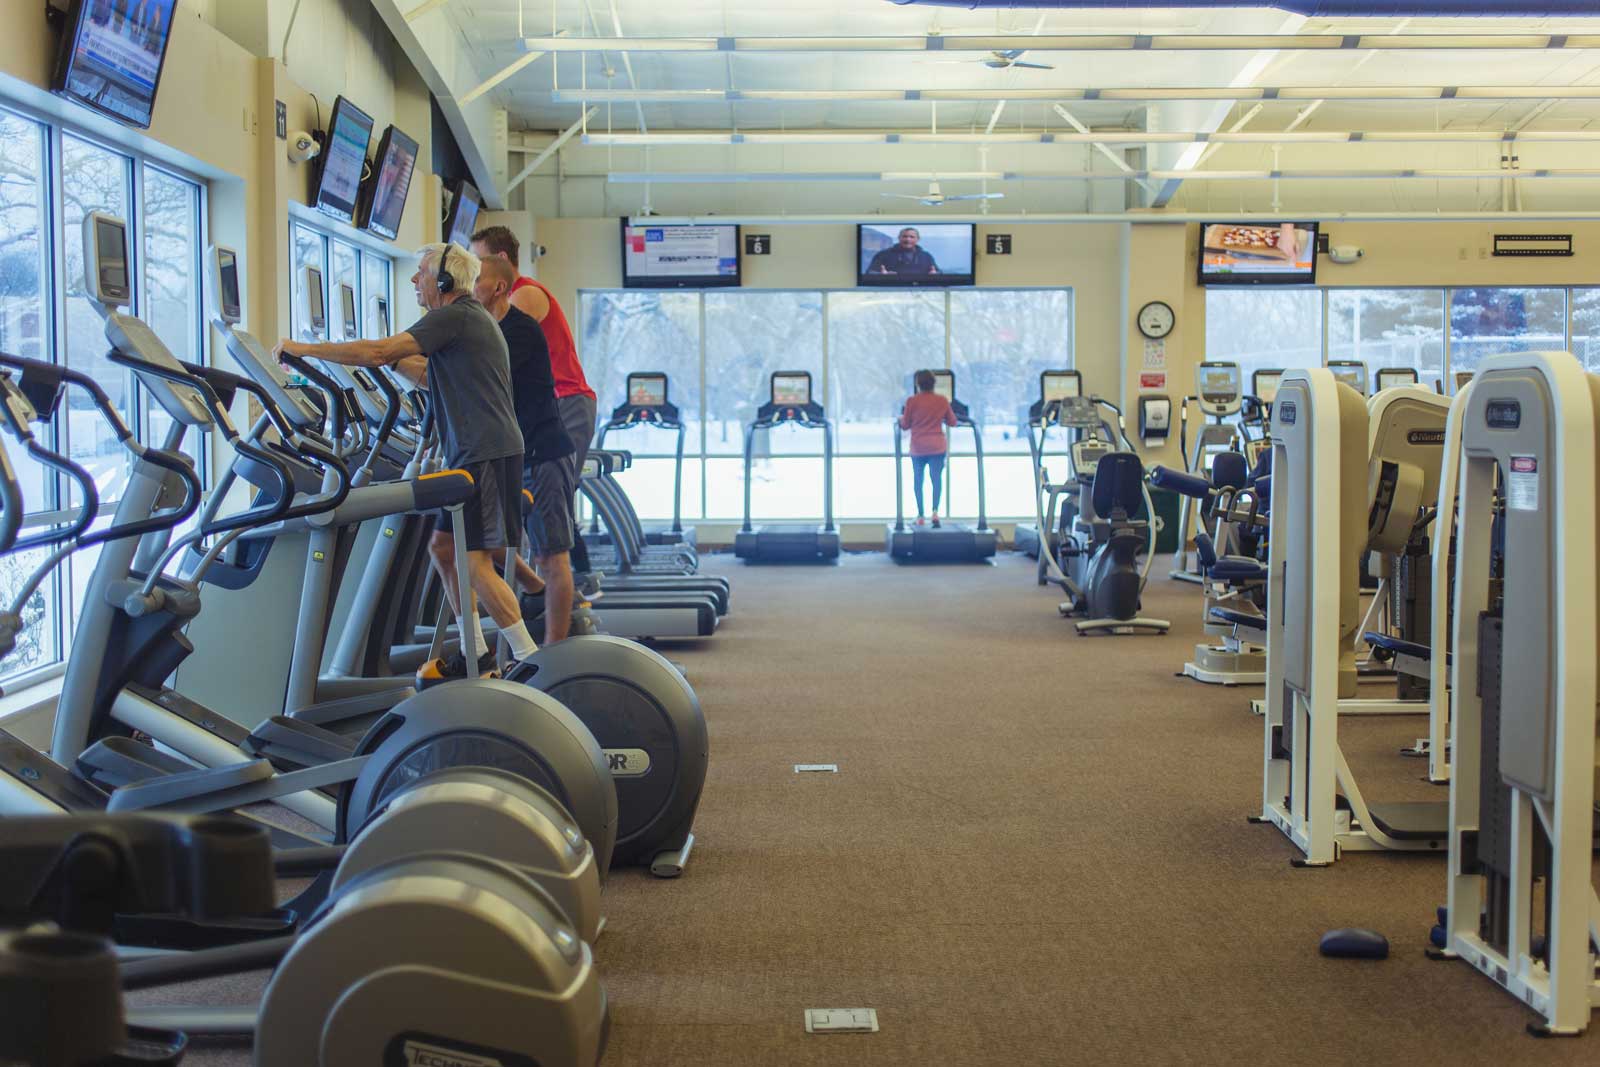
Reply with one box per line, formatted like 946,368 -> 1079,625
339,283 -> 358,341
628,373 -> 668,407
771,372 -> 811,406
1454,371 -> 1474,393
1198,362 -> 1241,403
931,370 -> 954,400
304,267 -> 327,337
1375,367 -> 1419,392
215,247 -> 242,323
1328,361 -> 1367,394
1041,371 -> 1081,402
373,296 -> 390,338
1251,369 -> 1282,404
87,213 -> 132,305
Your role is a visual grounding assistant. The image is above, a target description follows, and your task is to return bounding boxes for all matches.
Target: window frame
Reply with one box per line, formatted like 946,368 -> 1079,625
0,102 -> 209,693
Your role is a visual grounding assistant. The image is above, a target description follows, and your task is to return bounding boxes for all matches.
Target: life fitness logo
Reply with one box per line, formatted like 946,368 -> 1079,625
402,1039 -> 508,1067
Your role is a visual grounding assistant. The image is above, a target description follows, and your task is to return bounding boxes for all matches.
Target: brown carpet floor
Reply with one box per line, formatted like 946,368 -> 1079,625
162,551 -> 1599,1064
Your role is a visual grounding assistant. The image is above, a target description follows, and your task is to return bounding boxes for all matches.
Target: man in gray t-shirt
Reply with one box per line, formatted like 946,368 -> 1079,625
275,242 -> 543,684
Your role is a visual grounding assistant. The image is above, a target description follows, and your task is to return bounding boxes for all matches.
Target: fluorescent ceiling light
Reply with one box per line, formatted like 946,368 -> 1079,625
549,85 -> 1600,105
578,130 -> 1600,147
604,168 -> 1600,184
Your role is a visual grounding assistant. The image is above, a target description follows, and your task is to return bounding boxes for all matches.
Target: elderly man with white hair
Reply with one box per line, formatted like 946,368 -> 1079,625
274,241 -> 541,684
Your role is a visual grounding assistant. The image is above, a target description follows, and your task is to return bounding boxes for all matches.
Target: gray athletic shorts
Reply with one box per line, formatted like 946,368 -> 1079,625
559,394 -> 597,479
524,457 -> 576,555
435,454 -> 522,552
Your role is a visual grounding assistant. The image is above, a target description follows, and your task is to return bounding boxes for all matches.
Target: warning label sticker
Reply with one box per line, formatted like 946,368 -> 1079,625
1506,455 -> 1538,511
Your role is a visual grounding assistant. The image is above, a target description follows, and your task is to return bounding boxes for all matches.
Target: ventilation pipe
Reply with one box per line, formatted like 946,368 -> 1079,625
891,1 -> 1598,15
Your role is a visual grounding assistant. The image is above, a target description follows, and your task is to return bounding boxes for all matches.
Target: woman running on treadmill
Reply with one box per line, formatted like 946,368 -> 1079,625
899,369 -> 957,527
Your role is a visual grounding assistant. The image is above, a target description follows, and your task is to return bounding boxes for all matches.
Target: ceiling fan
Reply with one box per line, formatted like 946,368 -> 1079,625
881,181 -> 1004,207
978,48 -> 1053,70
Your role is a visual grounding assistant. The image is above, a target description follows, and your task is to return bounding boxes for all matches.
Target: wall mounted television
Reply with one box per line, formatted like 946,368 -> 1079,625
358,124 -> 420,241
1197,222 -> 1319,286
443,179 -> 483,249
312,96 -> 376,225
857,223 -> 974,287
621,222 -> 741,289
52,0 -> 180,129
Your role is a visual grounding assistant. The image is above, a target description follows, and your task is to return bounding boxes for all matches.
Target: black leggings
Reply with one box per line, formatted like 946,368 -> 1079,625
911,454 -> 946,515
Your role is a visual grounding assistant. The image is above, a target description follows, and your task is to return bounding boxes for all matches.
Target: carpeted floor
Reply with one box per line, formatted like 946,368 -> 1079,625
164,551 -> 1599,1064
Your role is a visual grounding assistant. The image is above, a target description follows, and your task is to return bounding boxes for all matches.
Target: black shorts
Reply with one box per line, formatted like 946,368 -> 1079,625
524,457 -> 576,556
436,454 -> 523,552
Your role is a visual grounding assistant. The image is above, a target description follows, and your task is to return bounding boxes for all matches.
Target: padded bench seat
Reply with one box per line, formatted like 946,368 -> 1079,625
1209,607 -> 1267,632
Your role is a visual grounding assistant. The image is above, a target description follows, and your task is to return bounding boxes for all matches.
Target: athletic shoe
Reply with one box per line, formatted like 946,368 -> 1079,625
416,647 -> 497,689
932,517 -> 942,528
577,572 -> 604,601
915,516 -> 926,527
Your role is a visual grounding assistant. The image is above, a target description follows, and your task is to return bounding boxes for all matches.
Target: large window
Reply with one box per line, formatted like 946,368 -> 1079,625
1210,285 -> 1589,392
1204,288 -> 1324,392
289,220 -> 396,344
579,287 -> 1072,524
0,106 -> 207,689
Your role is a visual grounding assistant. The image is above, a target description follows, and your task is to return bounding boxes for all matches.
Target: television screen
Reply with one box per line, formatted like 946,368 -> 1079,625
1197,222 -> 1319,286
53,0 -> 179,129
359,125 -> 419,241
628,373 -> 668,407
313,97 -> 375,224
443,180 -> 482,249
858,223 -> 974,287
621,223 -> 740,289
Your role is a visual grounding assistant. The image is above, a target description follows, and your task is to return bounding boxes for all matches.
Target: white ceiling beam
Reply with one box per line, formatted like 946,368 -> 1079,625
459,50 -> 545,106
603,167 -> 1600,183
523,33 -> 1600,54
506,107 -> 599,193
404,0 -> 451,22
578,128 -> 1600,146
548,85 -> 1600,104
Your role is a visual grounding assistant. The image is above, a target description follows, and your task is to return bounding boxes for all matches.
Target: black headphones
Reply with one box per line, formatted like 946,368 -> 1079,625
436,243 -> 457,295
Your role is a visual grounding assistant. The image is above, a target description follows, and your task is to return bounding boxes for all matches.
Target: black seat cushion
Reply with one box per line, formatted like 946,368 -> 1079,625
1092,452 -> 1146,520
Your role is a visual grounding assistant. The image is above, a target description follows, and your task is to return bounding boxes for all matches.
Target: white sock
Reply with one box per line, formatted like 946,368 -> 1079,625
500,619 -> 539,661
455,616 -> 487,663
470,613 -> 489,659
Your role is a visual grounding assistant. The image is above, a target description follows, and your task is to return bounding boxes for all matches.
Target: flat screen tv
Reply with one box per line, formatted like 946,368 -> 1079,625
621,222 -> 740,289
443,180 -> 482,249
312,96 -> 375,224
1197,222 -> 1319,286
53,0 -> 180,129
858,223 -> 974,287
358,124 -> 419,241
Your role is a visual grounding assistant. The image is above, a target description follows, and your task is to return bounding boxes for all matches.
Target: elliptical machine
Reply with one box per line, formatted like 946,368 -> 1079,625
1031,387 -> 1168,636
1169,361 -> 1244,582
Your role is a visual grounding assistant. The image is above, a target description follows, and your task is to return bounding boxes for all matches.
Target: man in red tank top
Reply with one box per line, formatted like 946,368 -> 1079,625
472,226 -> 602,594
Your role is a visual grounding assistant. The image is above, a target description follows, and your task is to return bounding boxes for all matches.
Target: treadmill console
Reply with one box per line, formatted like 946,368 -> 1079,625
1251,369 -> 1282,406
608,371 -> 682,429
759,370 -> 825,426
629,373 -> 669,408
1328,360 -> 1368,395
1375,367 -> 1419,392
1040,370 -> 1081,403
1195,362 -> 1243,417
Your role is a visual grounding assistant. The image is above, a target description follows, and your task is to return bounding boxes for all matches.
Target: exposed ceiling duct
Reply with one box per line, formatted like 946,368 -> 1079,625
889,1 -> 1600,14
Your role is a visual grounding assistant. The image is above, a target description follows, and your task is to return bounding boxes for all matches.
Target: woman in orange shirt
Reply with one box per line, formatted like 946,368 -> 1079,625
899,369 -> 958,527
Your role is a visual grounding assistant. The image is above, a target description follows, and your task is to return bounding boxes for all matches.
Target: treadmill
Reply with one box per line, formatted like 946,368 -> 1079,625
734,371 -> 841,563
885,370 -> 997,562
1013,369 -> 1083,561
595,372 -> 696,547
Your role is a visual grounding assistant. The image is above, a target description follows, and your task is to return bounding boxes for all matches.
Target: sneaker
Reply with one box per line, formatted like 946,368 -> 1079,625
416,647 -> 497,689
915,516 -> 926,527
577,572 -> 604,602
931,515 -> 942,529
